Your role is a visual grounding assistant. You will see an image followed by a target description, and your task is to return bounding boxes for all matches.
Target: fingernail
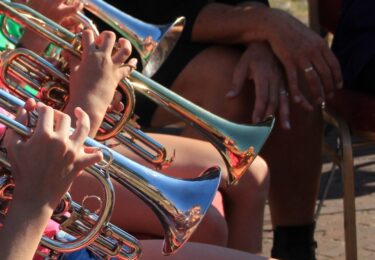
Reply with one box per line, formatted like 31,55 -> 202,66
130,59 -> 138,66
337,81 -> 343,89
293,96 -> 301,103
226,90 -> 237,98
281,121 -> 292,130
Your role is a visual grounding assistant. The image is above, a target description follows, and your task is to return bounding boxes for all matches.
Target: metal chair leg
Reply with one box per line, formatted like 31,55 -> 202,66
322,108 -> 358,260
315,163 -> 337,220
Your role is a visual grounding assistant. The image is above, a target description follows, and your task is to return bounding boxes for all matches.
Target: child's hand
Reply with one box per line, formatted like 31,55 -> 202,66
4,99 -> 102,211
64,29 -> 137,136
17,0 -> 83,53
24,0 -> 82,24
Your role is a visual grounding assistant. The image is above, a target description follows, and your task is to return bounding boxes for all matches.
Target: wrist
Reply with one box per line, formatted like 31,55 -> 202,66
65,93 -> 110,136
9,194 -> 53,219
259,8 -> 292,42
239,5 -> 275,43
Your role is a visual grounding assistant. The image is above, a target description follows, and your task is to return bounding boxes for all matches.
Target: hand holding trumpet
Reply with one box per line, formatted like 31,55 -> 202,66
15,0 -> 83,53
0,100 -> 102,260
4,100 -> 103,211
63,29 -> 137,137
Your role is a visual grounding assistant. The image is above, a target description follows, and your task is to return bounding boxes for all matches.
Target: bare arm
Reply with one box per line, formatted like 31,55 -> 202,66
16,0 -> 82,54
0,198 -> 52,260
63,30 -> 136,137
0,100 -> 102,259
192,1 -> 342,114
192,2 -> 269,43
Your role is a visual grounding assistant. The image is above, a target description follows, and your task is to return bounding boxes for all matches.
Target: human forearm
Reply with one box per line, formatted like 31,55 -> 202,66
64,31 -> 134,137
64,90 -> 111,137
0,198 -> 52,260
0,100 -> 102,260
192,2 -> 272,43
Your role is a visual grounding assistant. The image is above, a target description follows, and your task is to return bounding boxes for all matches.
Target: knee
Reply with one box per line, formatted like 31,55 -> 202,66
173,46 -> 253,121
191,205 -> 229,246
248,156 -> 270,199
173,45 -> 242,98
224,156 -> 270,202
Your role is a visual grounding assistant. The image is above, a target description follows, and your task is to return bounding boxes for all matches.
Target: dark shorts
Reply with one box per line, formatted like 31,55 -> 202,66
350,57 -> 375,95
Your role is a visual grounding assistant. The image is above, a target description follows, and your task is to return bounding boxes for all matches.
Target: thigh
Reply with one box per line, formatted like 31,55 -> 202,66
141,240 -> 272,260
151,45 -> 253,128
69,136 -> 229,245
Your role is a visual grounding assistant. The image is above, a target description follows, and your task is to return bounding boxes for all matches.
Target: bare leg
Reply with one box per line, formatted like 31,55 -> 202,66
151,45 -> 321,253
263,98 -> 322,259
151,46 -> 270,253
70,134 -> 234,246
264,102 -> 322,227
141,240 -> 275,260
146,135 -> 270,253
70,131 -> 269,252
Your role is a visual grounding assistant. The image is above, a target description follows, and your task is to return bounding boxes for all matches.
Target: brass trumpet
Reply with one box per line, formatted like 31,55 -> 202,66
0,88 -> 222,255
0,1 -> 275,185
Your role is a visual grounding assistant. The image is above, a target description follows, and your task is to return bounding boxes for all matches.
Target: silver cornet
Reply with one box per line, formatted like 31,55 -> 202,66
0,1 -> 179,169
0,88 -> 222,256
77,0 -> 186,77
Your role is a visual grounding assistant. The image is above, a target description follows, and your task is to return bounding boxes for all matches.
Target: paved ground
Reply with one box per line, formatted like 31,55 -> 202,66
261,139 -> 375,260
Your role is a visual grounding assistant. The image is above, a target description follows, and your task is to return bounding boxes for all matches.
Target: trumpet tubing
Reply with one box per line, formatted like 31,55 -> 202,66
0,156 -> 141,259
0,88 -> 222,255
0,46 -> 173,168
0,1 -> 274,185
130,72 -> 275,185
78,0 -> 185,77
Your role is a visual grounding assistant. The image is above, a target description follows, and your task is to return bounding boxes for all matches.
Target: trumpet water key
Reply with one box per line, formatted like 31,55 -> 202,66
0,88 -> 222,255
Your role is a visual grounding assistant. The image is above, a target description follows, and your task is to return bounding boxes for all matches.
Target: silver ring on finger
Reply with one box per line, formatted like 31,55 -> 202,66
304,66 -> 314,73
279,89 -> 289,97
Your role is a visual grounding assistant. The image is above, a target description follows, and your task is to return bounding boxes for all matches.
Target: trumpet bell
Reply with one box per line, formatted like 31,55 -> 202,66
0,1 -> 274,185
82,0 -> 185,77
217,116 -> 275,185
0,88 -> 222,255
130,71 -> 275,185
